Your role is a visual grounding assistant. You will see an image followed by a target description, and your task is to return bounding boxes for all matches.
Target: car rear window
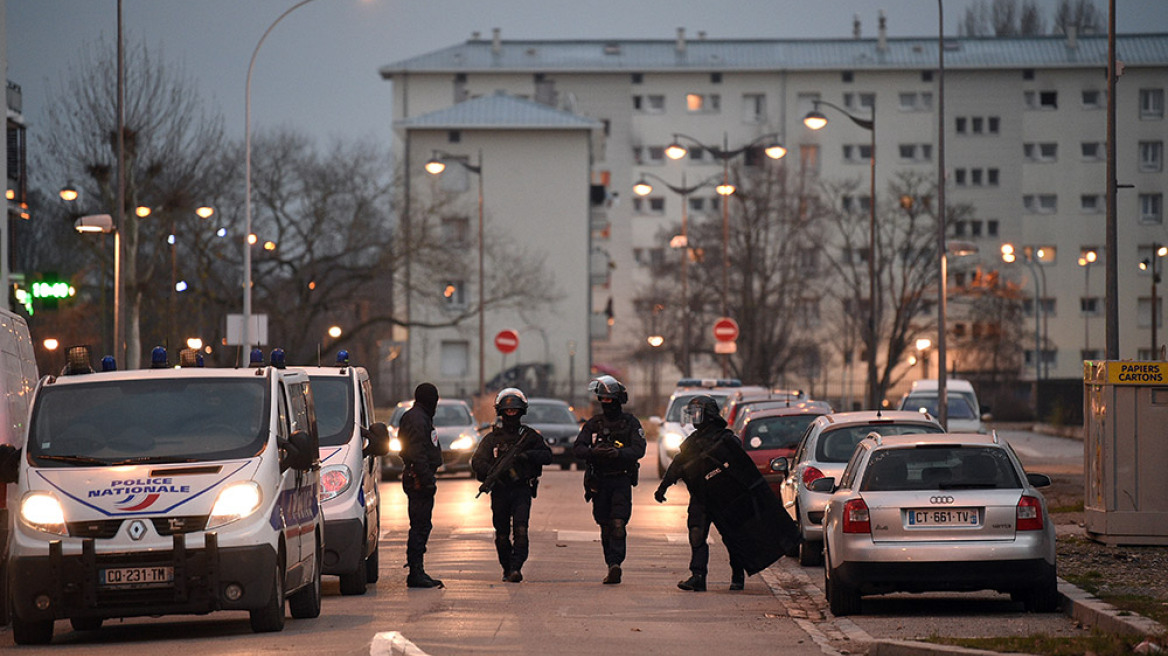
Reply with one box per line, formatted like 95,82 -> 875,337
742,414 -> 820,451
859,445 -> 1021,491
900,395 -> 977,419
816,423 -> 941,463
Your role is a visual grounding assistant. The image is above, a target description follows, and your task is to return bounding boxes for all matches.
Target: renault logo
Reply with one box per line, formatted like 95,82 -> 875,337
128,519 -> 147,541
930,495 -> 955,504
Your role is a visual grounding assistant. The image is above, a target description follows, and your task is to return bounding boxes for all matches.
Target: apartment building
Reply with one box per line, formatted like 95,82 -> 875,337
380,27 -> 1168,410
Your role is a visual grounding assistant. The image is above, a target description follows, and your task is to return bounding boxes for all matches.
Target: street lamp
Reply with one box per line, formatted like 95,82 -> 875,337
914,338 -> 932,377
804,99 -> 878,408
663,132 -> 787,377
632,171 -> 721,377
1079,250 -> 1098,356
75,214 -> 119,359
426,149 -> 486,396
1139,244 -> 1167,358
245,0 -> 322,364
1002,243 -> 1048,387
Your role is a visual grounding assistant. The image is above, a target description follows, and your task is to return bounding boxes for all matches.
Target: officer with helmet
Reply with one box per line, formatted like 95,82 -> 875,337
572,375 -> 646,584
472,387 -> 553,583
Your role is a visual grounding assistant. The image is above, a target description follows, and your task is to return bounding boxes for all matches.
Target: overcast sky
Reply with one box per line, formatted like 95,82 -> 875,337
7,0 -> 1168,149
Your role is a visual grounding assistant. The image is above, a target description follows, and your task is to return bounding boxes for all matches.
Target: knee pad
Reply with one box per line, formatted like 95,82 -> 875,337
610,518 -> 627,540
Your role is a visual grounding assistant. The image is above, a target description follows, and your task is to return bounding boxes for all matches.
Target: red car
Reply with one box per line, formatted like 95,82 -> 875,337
737,404 -> 831,496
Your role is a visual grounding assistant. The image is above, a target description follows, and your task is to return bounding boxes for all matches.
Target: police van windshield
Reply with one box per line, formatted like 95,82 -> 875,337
28,378 -> 271,466
308,377 -> 354,446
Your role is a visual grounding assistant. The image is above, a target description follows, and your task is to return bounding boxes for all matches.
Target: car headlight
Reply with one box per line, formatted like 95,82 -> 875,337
389,437 -> 402,452
207,481 -> 262,529
20,492 -> 67,535
319,464 -> 353,502
662,431 -> 685,451
450,432 -> 476,451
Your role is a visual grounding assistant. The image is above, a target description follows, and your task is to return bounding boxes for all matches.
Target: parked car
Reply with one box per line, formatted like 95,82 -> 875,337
730,398 -> 833,435
651,378 -> 766,478
523,397 -> 582,469
815,431 -> 1058,616
722,387 -> 809,429
897,378 -> 989,433
776,410 -> 944,566
381,398 -> 480,480
737,404 -> 831,496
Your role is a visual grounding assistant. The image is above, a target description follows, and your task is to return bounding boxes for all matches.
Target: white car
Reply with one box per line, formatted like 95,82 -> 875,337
652,379 -> 766,478
897,378 -> 989,433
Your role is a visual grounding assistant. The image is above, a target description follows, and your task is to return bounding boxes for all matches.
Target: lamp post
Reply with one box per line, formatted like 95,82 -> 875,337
1002,244 -> 1046,409
632,172 -> 721,377
936,0 -> 949,429
663,132 -> 787,377
244,0 -> 322,364
75,214 -> 119,359
426,149 -> 486,396
804,99 -> 878,408
1139,243 -> 1167,358
1079,250 -> 1098,356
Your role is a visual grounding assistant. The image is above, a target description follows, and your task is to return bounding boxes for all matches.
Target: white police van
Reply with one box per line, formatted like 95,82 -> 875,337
300,351 -> 389,596
1,346 -> 323,644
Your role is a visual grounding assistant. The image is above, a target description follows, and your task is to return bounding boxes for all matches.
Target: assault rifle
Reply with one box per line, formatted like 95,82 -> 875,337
476,427 -> 537,498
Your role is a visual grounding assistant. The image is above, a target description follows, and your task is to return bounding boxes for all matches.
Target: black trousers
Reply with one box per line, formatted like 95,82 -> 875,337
687,502 -> 744,579
405,486 -> 435,566
591,475 -> 633,566
490,483 -> 533,572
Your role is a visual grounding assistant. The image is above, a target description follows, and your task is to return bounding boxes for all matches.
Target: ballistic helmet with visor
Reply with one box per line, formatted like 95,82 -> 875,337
495,387 -> 529,415
682,394 -> 721,427
588,375 -> 628,404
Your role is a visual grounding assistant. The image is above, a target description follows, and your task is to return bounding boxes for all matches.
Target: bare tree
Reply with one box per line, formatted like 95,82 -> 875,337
1052,0 -> 1103,35
958,0 -> 1046,36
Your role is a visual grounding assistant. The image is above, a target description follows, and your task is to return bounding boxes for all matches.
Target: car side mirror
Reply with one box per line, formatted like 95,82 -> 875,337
807,477 -> 836,493
1026,472 -> 1052,488
363,422 -> 391,457
981,411 -> 993,422
281,429 -> 316,472
770,457 -> 789,475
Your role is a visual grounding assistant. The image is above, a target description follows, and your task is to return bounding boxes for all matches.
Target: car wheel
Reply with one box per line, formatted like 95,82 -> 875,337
250,556 -> 286,632
1022,572 -> 1060,613
798,538 -> 824,567
70,617 -> 102,631
339,541 -> 368,596
824,546 -> 861,616
289,536 -> 323,618
12,613 -> 54,645
366,508 -> 381,584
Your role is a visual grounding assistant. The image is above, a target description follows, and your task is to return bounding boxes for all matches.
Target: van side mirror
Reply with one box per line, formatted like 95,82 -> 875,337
0,444 -> 20,484
363,422 -> 391,457
281,430 -> 316,472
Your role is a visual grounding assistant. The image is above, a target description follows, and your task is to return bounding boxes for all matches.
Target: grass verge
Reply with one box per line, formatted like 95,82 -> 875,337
929,631 -> 1164,656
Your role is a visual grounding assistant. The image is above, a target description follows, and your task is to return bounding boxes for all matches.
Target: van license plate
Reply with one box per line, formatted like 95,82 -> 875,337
100,566 -> 174,587
906,508 -> 979,527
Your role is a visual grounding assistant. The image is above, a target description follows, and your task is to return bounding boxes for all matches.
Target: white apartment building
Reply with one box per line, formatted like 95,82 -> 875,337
380,27 -> 1168,412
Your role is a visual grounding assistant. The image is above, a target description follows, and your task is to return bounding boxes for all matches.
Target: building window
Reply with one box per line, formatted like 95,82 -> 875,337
1024,90 -> 1058,110
742,93 -> 766,124
1081,142 -> 1103,161
921,70 -> 934,83
1080,194 -> 1103,213
710,72 -> 722,84
1138,297 -> 1163,330
686,93 -> 720,113
1023,142 -> 1058,162
1139,141 -> 1164,172
1081,89 -> 1103,108
1140,89 -> 1165,119
955,117 -> 966,134
970,220 -> 983,237
843,92 -> 875,111
797,297 -> 821,329
688,197 -> 706,212
987,169 -> 1000,186
1023,194 -> 1058,214
800,144 -> 820,173
631,73 -> 643,84
971,169 -> 983,186
1022,69 -> 1035,80
441,216 -> 470,246
955,169 -> 966,186
633,94 -> 666,113
439,341 -> 469,378
987,220 -> 999,236
898,143 -> 932,162
1140,194 -> 1164,224
988,116 -> 1000,133
442,281 -> 467,309
842,144 -> 872,163
898,92 -> 933,111
1081,297 -> 1101,316
797,248 -> 818,274
842,71 -> 854,83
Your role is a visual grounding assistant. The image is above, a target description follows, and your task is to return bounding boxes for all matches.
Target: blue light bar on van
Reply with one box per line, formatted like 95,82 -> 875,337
64,345 -> 94,375
270,348 -> 286,369
100,355 -> 117,372
336,350 -> 350,366
150,346 -> 169,369
249,348 -> 265,368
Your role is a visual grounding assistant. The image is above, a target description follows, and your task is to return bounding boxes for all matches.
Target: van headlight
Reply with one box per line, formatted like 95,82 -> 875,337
389,437 -> 402,452
449,432 -> 476,451
319,464 -> 352,502
207,481 -> 262,529
662,431 -> 685,452
20,492 -> 67,535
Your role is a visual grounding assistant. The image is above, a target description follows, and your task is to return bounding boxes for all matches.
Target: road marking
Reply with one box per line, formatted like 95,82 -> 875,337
371,631 -> 430,656
449,527 -> 494,539
555,530 -> 600,542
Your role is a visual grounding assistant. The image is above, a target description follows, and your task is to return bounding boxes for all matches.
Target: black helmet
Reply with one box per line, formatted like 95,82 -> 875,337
682,394 -> 722,427
494,387 -> 529,415
588,375 -> 628,404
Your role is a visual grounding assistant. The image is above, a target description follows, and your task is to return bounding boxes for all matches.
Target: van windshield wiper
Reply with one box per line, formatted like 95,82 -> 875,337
110,456 -> 202,466
32,454 -> 109,467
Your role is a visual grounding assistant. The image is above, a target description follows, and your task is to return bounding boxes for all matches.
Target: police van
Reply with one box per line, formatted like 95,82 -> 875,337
1,346 -> 323,644
0,308 -> 39,625
300,352 -> 389,596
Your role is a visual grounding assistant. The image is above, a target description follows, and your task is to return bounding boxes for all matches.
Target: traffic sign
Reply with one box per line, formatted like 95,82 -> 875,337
494,329 -> 519,354
713,317 -> 739,342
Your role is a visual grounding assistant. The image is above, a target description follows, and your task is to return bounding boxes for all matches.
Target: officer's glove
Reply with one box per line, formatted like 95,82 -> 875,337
593,444 -> 618,459
654,486 -> 667,503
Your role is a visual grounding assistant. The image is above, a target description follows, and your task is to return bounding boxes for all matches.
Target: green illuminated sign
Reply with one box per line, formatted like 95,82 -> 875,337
31,281 -> 75,299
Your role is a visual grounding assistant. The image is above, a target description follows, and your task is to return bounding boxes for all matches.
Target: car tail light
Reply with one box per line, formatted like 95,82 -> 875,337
1016,495 -> 1044,531
802,466 -> 825,487
842,498 -> 871,534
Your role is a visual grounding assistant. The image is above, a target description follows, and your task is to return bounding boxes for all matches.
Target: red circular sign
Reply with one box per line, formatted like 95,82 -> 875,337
713,317 -> 739,342
494,329 -> 519,354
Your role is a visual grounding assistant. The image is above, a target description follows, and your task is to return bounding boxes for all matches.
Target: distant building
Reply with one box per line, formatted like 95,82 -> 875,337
380,26 -> 1168,410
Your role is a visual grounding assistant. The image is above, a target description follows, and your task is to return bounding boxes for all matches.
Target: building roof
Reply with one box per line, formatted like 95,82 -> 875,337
394,91 -> 602,131
380,33 -> 1168,77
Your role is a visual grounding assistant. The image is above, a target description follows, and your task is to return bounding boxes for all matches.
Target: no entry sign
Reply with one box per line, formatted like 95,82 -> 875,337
494,329 -> 519,354
713,317 -> 739,342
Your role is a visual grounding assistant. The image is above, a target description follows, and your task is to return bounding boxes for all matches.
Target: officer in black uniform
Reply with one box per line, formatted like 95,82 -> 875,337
472,387 -> 553,583
398,382 -> 445,588
572,375 -> 646,584
655,394 -> 747,592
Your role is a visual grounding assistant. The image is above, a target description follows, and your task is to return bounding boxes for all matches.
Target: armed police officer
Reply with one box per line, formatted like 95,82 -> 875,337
398,382 -> 445,589
572,376 -> 646,584
472,388 -> 552,583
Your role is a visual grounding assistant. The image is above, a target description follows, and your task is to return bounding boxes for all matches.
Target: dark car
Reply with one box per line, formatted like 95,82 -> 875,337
523,398 -> 582,470
380,398 -> 481,480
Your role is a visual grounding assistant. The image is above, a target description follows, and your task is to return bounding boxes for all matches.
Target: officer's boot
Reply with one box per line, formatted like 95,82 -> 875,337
603,564 -> 622,585
677,573 -> 706,592
729,568 -> 746,591
406,560 -> 443,589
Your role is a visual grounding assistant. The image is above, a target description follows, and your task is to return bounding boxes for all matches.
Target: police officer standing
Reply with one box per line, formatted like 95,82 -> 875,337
572,376 -> 646,584
471,388 -> 553,583
399,382 -> 445,588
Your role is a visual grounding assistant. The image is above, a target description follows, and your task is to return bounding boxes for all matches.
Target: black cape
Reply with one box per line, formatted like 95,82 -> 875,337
688,429 -> 800,575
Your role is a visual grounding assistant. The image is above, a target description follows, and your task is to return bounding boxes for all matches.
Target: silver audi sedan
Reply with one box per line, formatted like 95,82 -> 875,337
815,431 -> 1058,616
